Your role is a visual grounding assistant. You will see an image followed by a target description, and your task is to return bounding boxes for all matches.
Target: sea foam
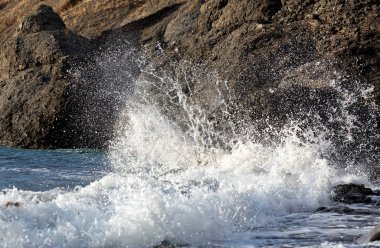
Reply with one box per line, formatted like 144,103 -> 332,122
0,59 -> 375,247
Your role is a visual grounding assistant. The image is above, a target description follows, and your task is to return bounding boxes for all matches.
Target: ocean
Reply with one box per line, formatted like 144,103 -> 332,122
0,147 -> 106,192
1,53 -> 379,248
0,105 -> 379,247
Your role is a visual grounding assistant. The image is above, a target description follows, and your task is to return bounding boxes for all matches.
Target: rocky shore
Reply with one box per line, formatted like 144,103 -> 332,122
0,0 -> 378,158
324,183 -> 380,244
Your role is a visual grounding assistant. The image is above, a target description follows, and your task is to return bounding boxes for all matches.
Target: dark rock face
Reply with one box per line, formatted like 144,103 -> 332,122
315,205 -> 380,216
17,5 -> 66,34
128,0 -> 379,167
0,5 -> 93,148
315,183 -> 380,218
0,0 -> 378,152
45,40 -> 140,148
331,183 -> 373,204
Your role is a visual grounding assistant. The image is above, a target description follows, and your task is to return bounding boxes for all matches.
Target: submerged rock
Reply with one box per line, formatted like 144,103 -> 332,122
315,183 -> 380,216
331,184 -> 373,204
315,205 -> 380,216
4,201 -> 20,208
358,224 -> 380,243
154,240 -> 179,248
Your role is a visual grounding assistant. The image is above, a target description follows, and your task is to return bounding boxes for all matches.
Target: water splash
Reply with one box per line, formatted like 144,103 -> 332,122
0,57 -> 377,247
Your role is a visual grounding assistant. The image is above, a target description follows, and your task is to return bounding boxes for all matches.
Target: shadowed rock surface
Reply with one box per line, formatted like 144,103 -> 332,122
316,205 -> 380,216
0,5 -> 94,148
124,0 -> 379,167
331,183 -> 374,204
0,0 -> 378,155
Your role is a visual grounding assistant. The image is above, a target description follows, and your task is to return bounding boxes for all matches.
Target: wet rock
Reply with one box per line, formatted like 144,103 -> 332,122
4,201 -> 21,208
129,0 -> 379,166
331,184 -> 373,204
315,206 -> 380,215
358,224 -> 380,243
154,240 -> 179,248
0,0 -> 378,152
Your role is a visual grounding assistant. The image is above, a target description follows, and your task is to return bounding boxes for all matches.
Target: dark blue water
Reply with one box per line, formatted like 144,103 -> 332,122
0,146 -> 107,191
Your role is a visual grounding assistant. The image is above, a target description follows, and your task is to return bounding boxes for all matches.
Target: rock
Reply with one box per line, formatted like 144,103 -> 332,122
315,206 -> 380,215
0,0 -> 378,152
17,5 -> 66,34
125,0 -> 379,166
4,201 -> 20,208
358,224 -> 380,243
154,240 -> 178,248
331,184 -> 374,204
0,5 -> 96,148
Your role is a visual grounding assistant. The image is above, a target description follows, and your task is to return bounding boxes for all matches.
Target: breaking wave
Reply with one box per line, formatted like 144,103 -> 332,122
0,54 -> 377,247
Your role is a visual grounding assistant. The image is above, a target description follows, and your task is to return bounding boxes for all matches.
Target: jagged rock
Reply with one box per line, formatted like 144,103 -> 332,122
315,206 -> 380,216
331,183 -> 374,204
154,240 -> 178,248
0,0 -> 378,152
17,5 -> 66,34
0,5 -> 94,148
128,0 -> 379,167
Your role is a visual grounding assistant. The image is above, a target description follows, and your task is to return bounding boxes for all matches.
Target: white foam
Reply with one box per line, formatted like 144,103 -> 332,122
0,61 -> 375,247
0,101 -> 368,247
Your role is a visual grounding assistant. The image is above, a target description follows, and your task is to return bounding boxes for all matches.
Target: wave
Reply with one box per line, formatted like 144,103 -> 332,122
1,58 -> 375,247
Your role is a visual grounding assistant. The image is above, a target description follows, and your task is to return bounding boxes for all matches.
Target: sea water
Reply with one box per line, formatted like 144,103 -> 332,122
0,147 -> 107,191
0,123 -> 379,247
1,51 -> 379,247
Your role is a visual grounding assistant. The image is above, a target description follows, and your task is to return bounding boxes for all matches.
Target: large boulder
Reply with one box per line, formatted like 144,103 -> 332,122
0,5 -> 94,148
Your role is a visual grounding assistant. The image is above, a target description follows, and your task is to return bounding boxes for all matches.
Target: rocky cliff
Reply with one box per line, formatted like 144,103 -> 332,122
0,0 -> 378,159
0,5 -> 94,148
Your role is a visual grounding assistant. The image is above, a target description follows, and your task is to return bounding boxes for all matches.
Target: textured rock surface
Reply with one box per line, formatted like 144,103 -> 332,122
0,0 -> 378,153
125,0 -> 379,166
331,183 -> 373,204
0,5 -> 93,148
